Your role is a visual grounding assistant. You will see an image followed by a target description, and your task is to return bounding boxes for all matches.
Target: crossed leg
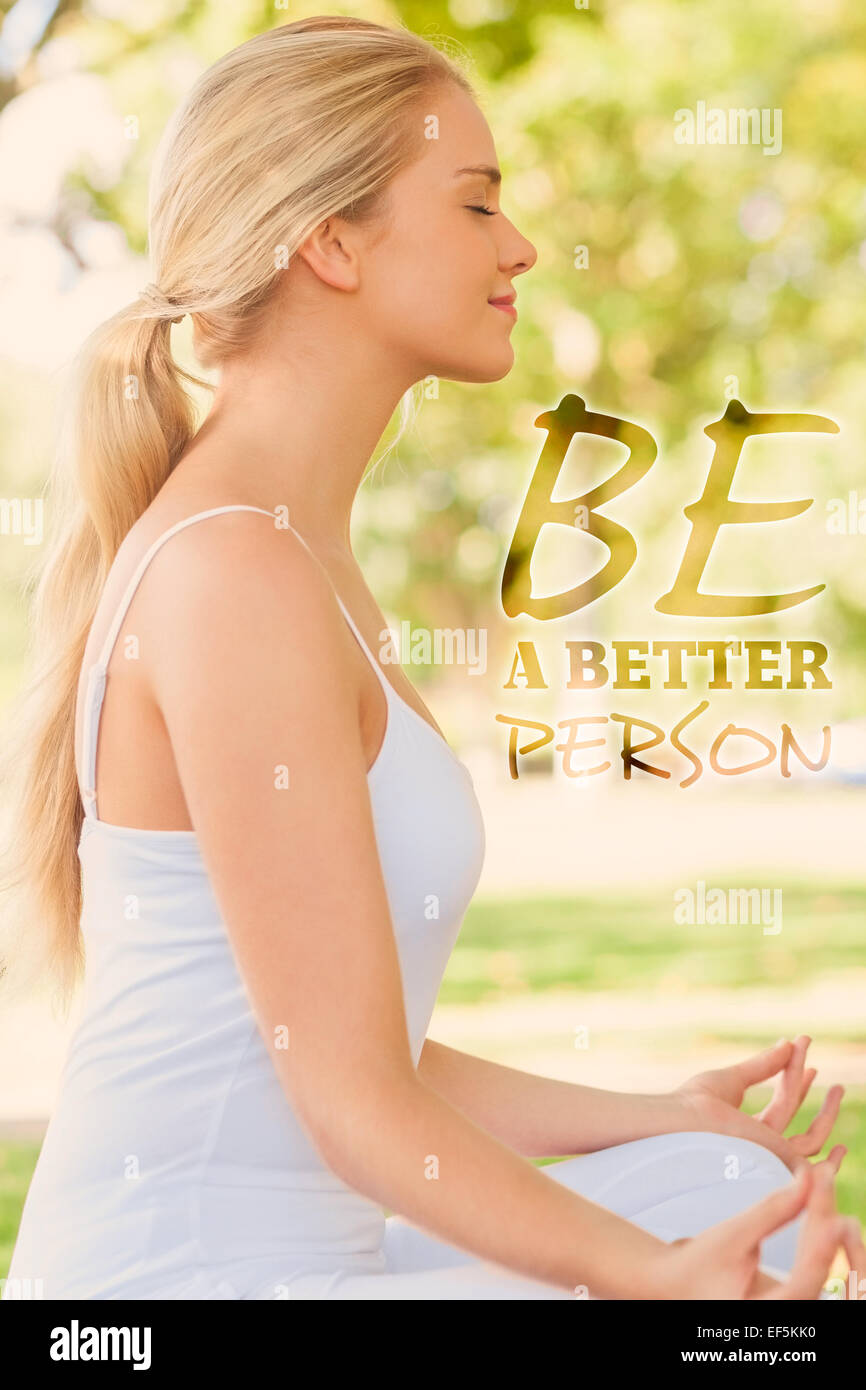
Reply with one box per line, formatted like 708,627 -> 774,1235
275,1131 -> 801,1299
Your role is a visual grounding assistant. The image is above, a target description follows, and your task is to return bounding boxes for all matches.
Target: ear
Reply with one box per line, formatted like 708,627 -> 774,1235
294,217 -> 360,292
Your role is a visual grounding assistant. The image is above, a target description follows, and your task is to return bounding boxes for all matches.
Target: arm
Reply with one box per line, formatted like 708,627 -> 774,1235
418,1038 -> 689,1157
418,1038 -> 846,1171
145,513 -> 838,1300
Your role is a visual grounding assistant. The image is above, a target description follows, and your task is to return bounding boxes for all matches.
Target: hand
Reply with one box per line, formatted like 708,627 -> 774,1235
654,1158 -> 866,1300
672,1036 -> 846,1175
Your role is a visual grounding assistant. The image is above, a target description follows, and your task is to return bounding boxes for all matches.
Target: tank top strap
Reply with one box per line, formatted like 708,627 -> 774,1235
79,505 -> 276,818
279,522 -> 394,705
327,592 -> 394,704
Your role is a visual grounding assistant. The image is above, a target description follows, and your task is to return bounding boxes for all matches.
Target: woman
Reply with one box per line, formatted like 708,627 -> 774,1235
3,16 -> 862,1301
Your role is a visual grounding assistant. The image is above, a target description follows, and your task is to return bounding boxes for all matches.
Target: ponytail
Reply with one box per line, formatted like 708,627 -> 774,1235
0,293 -> 202,1011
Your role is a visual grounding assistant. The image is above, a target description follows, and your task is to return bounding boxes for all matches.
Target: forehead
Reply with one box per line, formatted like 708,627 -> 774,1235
408,83 -> 498,184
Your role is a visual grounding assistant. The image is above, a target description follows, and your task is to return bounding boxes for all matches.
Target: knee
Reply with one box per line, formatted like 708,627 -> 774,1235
735,1135 -> 792,1182
691,1131 -> 793,1187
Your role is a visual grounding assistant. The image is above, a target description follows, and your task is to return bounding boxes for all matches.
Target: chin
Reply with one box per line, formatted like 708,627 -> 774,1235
441,347 -> 516,385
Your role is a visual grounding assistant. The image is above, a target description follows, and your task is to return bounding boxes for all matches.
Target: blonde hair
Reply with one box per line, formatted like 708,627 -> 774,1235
0,16 -> 474,1011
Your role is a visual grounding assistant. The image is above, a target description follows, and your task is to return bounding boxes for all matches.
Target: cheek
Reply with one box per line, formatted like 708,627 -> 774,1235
370,229 -> 439,315
423,238 -> 495,328
366,221 -> 494,344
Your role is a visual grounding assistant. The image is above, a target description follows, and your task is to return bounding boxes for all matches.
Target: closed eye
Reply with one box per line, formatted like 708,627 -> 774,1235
467,204 -> 497,216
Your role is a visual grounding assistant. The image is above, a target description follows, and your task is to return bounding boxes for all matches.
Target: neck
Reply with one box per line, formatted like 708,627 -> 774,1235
177,319 -> 419,554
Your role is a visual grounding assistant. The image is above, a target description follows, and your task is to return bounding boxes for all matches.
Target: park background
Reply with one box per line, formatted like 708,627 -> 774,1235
0,0 -> 864,1277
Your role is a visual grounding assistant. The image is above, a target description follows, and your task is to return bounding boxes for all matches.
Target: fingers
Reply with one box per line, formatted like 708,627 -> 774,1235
726,1161 -> 813,1247
822,1144 -> 847,1174
737,1039 -> 794,1089
797,1067 -> 817,1110
773,1165 -> 845,1301
726,1112 -> 800,1173
756,1035 -> 810,1132
754,1038 -> 846,1162
789,1083 -> 845,1157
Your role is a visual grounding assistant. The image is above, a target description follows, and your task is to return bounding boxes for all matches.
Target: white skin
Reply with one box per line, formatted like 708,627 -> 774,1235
76,81 -> 863,1298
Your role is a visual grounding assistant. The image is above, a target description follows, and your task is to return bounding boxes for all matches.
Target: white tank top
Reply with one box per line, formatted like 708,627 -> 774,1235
9,506 -> 486,1299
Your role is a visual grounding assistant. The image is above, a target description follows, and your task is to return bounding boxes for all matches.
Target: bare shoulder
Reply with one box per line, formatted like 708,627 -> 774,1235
125,506 -> 358,721
133,508 -> 338,647
135,506 -> 327,602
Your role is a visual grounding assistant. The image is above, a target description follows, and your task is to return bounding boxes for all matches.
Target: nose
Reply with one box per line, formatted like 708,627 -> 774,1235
500,217 -> 537,278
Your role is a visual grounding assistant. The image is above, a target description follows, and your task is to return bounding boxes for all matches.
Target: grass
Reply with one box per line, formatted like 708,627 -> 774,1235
0,1141 -> 40,1281
438,884 -> 866,1005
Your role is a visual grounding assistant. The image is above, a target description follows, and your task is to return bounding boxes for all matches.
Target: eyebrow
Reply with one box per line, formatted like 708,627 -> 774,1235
453,164 -> 502,186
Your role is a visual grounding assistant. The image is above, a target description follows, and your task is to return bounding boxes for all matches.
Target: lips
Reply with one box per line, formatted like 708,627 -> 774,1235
488,294 -> 517,319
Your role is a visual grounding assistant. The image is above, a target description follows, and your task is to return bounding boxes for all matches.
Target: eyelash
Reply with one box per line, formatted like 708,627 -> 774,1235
468,204 -> 497,216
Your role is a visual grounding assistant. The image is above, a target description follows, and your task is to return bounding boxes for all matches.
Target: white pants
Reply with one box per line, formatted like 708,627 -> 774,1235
270,1131 -> 801,1299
